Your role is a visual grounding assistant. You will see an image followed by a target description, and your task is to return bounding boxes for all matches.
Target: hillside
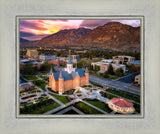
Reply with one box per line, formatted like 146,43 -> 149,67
20,22 -> 140,51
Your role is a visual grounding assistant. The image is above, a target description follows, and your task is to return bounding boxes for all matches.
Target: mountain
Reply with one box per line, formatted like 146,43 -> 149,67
20,22 -> 140,51
20,28 -> 91,48
20,38 -> 29,43
75,22 -> 140,51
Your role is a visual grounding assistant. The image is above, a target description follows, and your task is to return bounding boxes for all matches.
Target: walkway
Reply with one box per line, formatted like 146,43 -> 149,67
81,100 -> 108,114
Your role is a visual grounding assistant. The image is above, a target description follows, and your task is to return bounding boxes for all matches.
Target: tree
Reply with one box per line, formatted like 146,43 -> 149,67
104,71 -> 109,78
39,61 -> 51,72
128,64 -> 140,72
94,65 -> 100,72
20,63 -> 36,75
89,64 -> 93,70
108,64 -> 114,75
115,68 -> 124,77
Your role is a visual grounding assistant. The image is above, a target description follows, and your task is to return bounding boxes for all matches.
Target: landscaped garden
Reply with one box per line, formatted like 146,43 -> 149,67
20,98 -> 60,114
32,80 -> 48,90
74,102 -> 103,114
100,91 -> 117,99
49,94 -> 70,104
85,100 -> 112,113
106,90 -> 140,103
133,102 -> 140,113
63,89 -> 75,95
23,75 -> 38,81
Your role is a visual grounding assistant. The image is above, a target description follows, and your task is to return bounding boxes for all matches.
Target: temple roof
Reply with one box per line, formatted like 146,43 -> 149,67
52,68 -> 85,81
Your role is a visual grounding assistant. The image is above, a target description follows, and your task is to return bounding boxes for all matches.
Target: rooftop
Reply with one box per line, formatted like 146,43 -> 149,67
110,98 -> 133,107
129,60 -> 140,64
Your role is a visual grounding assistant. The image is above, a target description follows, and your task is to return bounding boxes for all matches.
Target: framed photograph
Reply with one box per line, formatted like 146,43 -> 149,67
0,0 -> 160,134
17,16 -> 144,118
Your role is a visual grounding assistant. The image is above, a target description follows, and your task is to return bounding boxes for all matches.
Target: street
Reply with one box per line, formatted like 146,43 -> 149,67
89,75 -> 140,95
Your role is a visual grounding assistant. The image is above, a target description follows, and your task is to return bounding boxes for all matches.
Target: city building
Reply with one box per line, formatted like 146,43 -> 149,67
112,55 -> 135,64
128,60 -> 140,67
26,49 -> 38,59
135,74 -> 141,85
69,55 -> 80,63
39,52 -> 56,61
112,64 -> 126,72
48,59 -> 66,66
49,53 -> 89,94
108,98 -> 135,114
91,61 -> 126,73
75,50 -> 87,53
19,82 -> 33,92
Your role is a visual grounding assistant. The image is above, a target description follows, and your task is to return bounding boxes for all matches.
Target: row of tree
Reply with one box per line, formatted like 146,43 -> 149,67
20,62 -> 56,75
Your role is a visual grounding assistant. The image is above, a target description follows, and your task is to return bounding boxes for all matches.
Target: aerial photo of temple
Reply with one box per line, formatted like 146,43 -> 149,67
49,53 -> 89,94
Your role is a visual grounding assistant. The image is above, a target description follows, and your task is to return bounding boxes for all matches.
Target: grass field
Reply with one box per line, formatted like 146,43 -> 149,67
23,75 -> 37,80
75,102 -> 103,114
106,90 -> 140,103
50,94 -> 70,104
86,100 -> 112,113
38,83 -> 48,90
28,102 -> 60,114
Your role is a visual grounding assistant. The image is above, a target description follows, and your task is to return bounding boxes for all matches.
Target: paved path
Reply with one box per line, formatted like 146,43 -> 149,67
81,100 -> 109,114
56,106 -> 85,115
45,92 -> 64,106
44,99 -> 81,115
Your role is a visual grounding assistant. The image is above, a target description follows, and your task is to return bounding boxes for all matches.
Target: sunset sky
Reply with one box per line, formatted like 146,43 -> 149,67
20,19 -> 140,41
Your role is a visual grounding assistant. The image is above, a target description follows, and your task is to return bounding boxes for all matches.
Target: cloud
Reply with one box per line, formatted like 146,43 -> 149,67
20,20 -> 48,30
20,31 -> 36,37
22,35 -> 49,41
80,20 -> 111,29
80,20 -> 140,29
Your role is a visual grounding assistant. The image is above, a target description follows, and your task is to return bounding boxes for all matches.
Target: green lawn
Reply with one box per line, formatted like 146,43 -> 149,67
76,90 -> 81,93
50,94 -> 70,104
20,102 -> 33,107
110,76 -> 119,80
106,90 -> 140,103
75,102 -> 103,114
32,80 -> 48,91
23,75 -> 37,80
133,103 -> 141,113
86,100 -> 112,113
20,98 -> 60,114
63,89 -> 75,95
38,83 -> 48,90
105,92 -> 117,99
28,102 -> 60,114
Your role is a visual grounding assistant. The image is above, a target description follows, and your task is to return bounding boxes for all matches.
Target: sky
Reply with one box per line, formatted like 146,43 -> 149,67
20,19 -> 140,41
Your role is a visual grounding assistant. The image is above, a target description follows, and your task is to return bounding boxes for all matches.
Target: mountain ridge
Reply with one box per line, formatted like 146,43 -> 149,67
20,22 -> 140,51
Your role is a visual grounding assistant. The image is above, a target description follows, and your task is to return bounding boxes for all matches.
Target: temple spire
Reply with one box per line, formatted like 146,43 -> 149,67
59,70 -> 63,79
49,67 -> 53,75
67,49 -> 72,64
85,67 -> 89,74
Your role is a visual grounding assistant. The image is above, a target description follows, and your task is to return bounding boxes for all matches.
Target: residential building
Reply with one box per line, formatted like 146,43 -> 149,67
49,53 -> 89,94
